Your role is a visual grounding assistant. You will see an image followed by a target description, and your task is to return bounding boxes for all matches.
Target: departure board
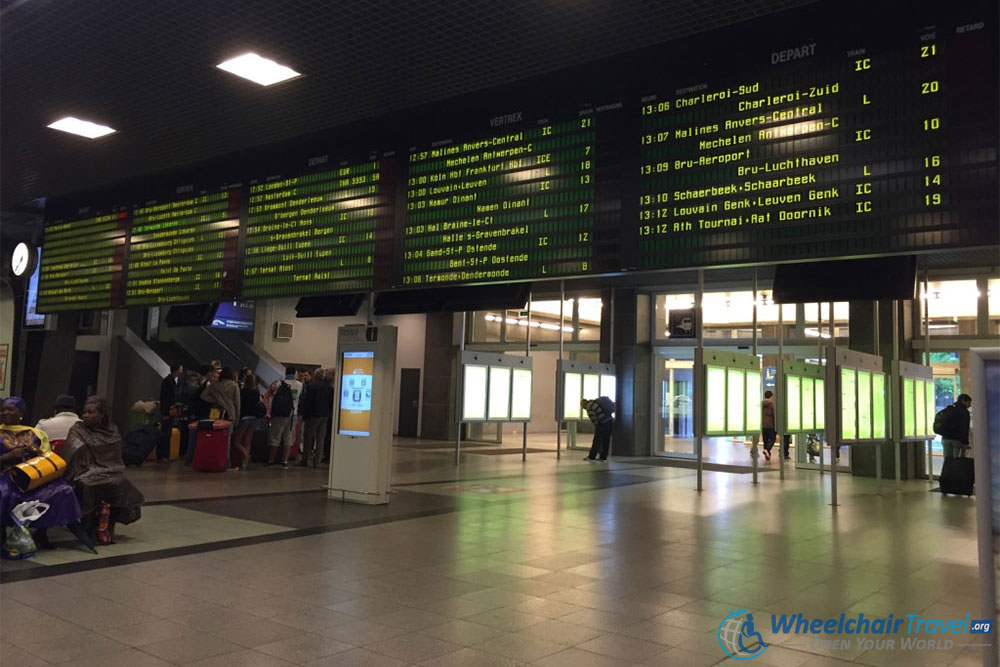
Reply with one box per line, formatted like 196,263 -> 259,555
37,208 -> 128,312
403,114 -> 598,286
637,16 -> 997,269
243,158 -> 395,297
125,188 -> 241,306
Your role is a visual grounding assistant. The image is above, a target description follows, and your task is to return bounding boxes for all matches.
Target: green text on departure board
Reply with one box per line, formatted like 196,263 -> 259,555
38,211 -> 128,312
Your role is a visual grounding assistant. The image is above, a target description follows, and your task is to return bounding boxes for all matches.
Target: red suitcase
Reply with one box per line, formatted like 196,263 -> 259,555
190,421 -> 231,472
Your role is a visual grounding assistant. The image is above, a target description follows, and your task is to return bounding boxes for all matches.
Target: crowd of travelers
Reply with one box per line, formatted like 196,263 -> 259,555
160,361 -> 334,471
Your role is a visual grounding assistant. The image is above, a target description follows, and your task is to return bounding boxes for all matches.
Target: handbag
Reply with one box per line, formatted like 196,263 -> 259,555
10,451 -> 67,492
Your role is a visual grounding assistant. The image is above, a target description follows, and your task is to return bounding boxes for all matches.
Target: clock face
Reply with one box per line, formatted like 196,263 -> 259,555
12,242 -> 30,276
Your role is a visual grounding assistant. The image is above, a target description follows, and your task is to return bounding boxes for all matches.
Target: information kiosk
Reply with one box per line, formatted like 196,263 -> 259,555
894,360 -> 935,481
824,346 -> 888,506
693,349 -> 762,490
329,324 -> 397,505
456,351 -> 533,460
555,360 -> 616,421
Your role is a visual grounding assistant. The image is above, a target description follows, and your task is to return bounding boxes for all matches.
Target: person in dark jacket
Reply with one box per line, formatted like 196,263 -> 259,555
299,368 -> 334,468
158,363 -> 184,462
940,393 -> 972,459
232,373 -> 264,470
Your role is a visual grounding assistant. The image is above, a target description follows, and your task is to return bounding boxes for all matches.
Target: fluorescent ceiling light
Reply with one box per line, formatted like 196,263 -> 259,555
47,116 -> 116,139
217,52 -> 301,86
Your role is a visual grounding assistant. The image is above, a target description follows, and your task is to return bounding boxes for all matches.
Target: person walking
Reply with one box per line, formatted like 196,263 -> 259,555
760,390 -> 776,461
581,396 -> 615,462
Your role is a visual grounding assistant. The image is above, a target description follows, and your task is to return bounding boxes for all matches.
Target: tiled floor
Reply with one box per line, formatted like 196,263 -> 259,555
0,439 -> 983,666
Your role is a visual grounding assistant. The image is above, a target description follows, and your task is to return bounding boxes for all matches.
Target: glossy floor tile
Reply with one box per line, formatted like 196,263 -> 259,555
0,438 -> 984,666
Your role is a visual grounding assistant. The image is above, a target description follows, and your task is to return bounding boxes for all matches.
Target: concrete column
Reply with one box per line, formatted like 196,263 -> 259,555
420,312 -> 457,441
606,289 -> 651,457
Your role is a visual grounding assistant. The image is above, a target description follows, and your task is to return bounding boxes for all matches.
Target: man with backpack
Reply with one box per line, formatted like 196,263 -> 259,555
581,396 -> 616,462
935,393 -> 972,459
267,376 -> 296,468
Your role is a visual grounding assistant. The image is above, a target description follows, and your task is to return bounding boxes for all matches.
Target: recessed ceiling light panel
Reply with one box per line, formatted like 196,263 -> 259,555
47,116 -> 116,139
216,52 -> 301,86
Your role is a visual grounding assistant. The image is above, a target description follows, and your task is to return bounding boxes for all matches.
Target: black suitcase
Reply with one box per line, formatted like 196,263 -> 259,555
122,425 -> 165,466
250,428 -> 270,463
939,457 -> 974,496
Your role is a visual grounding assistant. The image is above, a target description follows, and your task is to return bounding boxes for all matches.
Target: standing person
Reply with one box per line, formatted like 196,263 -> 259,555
267,376 -> 296,468
201,366 -> 240,469
300,368 -> 333,468
937,393 -> 972,459
233,373 -> 264,470
35,394 -> 82,442
285,367 -> 304,462
760,390 -> 776,461
158,363 -> 184,462
581,396 -> 615,462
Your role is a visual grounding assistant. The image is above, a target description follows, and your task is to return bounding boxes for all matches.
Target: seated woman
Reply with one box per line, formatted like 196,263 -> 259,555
0,397 -> 94,552
63,397 -> 144,543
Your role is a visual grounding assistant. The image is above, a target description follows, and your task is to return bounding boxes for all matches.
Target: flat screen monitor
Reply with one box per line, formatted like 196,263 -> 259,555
462,365 -> 488,421
24,247 -> 45,326
211,301 -> 255,332
338,351 -> 374,436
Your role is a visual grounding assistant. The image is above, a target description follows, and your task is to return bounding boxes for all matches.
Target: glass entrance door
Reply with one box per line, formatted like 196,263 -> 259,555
654,352 -> 695,457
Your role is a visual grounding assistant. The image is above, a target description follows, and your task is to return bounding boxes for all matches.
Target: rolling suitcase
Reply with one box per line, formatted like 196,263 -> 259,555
190,421 -> 231,472
939,456 -> 974,496
147,426 -> 183,462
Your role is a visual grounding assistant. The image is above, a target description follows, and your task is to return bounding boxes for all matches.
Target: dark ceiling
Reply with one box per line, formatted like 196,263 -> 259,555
0,0 -> 815,212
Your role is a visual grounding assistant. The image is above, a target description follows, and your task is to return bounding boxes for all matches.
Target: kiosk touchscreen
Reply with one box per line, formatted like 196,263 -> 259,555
338,351 -> 374,436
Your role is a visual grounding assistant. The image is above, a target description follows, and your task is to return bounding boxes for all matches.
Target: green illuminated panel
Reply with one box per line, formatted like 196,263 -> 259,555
746,371 -> 762,432
815,378 -> 826,431
841,367 -> 857,441
244,160 -> 389,297
727,368 -> 745,433
38,211 -> 128,312
857,370 -> 872,439
705,366 -> 727,435
786,375 -> 801,432
126,191 -> 240,306
463,365 -> 488,421
872,373 -> 886,439
582,374 -> 600,403
915,378 -> 927,436
488,366 -> 511,421
404,116 -> 597,286
903,378 -> 916,438
511,369 -> 533,420
564,372 -> 582,420
801,377 -> 815,432
924,380 -> 935,438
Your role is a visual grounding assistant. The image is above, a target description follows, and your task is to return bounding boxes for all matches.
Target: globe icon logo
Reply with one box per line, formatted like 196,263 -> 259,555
718,609 -> 768,660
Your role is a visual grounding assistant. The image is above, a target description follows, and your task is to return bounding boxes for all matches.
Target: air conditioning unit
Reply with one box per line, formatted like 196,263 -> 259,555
274,321 -> 294,340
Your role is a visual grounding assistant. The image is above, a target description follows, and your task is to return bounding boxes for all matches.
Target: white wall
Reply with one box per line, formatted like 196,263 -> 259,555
254,298 -> 426,434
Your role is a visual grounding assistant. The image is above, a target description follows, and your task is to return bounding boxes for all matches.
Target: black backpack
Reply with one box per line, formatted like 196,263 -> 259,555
932,405 -> 954,437
271,381 -> 294,417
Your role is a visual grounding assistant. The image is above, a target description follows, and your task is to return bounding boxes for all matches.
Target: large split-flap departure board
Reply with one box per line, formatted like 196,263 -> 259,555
35,2 -> 997,312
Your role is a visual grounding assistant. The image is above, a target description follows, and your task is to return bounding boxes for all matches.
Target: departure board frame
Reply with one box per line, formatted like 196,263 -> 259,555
36,0 -> 997,313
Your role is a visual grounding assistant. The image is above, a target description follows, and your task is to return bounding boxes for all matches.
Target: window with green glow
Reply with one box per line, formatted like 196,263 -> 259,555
857,370 -> 872,439
727,368 -> 745,432
841,367 -> 857,441
746,371 -> 762,432
705,366 -> 727,434
903,378 -> 916,437
872,373 -> 886,439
